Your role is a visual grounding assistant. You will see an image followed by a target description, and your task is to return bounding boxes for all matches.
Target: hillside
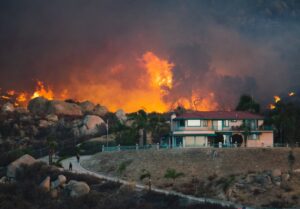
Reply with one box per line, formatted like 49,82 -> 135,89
82,148 -> 300,208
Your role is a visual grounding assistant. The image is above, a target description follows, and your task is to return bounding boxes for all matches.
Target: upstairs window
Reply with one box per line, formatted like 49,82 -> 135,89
179,120 -> 185,127
224,120 -> 229,127
202,120 -> 208,127
187,120 -> 201,127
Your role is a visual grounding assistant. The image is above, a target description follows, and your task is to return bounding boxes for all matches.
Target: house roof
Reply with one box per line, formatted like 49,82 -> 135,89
174,111 -> 264,120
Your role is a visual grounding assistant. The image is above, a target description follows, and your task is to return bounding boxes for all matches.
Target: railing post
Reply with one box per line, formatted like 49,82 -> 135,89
102,145 -> 105,152
136,143 -> 139,150
156,143 -> 160,150
179,142 -> 182,148
234,142 -> 237,148
118,144 -> 121,151
218,142 -> 222,148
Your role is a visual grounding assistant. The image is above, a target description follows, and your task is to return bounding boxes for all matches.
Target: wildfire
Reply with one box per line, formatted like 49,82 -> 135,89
0,51 -> 219,112
269,104 -> 276,110
7,90 -> 15,96
16,93 -> 27,102
31,81 -> 54,100
289,92 -> 295,97
0,81 -> 62,107
142,52 -> 174,93
274,96 -> 281,103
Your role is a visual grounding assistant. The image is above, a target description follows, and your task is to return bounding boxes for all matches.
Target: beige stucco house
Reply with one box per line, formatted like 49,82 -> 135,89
171,111 -> 273,148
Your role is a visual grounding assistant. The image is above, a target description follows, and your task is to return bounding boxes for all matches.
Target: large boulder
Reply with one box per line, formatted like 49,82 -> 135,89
93,105 -> 108,117
39,119 -> 53,128
65,180 -> 90,197
1,103 -> 15,112
115,109 -> 127,122
46,114 -> 59,122
272,169 -> 282,178
39,176 -> 51,192
15,107 -> 28,114
79,101 -> 95,114
28,97 -> 48,115
51,175 -> 67,189
6,154 -> 37,178
47,100 -> 83,116
79,115 -> 105,136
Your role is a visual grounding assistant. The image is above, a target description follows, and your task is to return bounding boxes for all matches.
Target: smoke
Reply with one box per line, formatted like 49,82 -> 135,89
0,0 -> 300,112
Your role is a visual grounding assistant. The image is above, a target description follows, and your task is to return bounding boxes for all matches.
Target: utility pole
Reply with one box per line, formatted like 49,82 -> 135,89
106,119 -> 109,147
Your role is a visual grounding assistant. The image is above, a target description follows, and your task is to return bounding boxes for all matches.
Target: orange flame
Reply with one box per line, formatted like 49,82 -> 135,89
269,104 -> 276,110
142,52 -> 174,92
6,90 -> 15,96
274,96 -> 281,103
16,93 -> 27,102
31,81 -> 54,100
0,52 -> 219,112
289,92 -> 295,97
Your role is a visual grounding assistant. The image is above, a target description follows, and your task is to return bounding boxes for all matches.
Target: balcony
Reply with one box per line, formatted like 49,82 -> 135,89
173,125 -> 273,132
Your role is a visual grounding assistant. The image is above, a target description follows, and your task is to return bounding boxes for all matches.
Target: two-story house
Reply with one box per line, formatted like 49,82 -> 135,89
170,111 -> 273,148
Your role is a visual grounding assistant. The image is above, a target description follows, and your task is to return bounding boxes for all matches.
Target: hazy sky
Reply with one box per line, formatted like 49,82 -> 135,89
0,0 -> 300,111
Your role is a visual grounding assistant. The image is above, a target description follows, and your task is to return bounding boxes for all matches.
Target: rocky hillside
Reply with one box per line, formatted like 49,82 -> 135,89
0,97 -> 128,166
0,155 -> 234,209
83,147 -> 300,208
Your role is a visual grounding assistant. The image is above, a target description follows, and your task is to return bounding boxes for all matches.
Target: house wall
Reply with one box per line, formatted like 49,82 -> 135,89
184,136 -> 207,147
175,119 -> 246,131
247,132 -> 273,147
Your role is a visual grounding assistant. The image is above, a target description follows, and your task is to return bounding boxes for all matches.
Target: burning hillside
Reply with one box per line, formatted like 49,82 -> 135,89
0,52 -> 219,113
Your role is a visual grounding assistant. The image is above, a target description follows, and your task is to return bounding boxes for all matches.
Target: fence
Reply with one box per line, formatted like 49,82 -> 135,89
101,142 -> 296,152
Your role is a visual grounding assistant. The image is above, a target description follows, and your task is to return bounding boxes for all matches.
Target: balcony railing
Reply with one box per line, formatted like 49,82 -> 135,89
173,125 -> 273,132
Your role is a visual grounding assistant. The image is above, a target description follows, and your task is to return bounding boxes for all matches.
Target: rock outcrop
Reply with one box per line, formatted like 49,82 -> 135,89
39,176 -> 51,192
2,102 -> 15,112
65,180 -> 90,197
79,115 -> 105,136
51,175 -> 67,189
28,97 -> 48,115
115,109 -> 127,122
28,97 -> 83,117
79,101 -> 95,114
47,100 -> 82,116
93,104 -> 108,117
6,154 -> 37,178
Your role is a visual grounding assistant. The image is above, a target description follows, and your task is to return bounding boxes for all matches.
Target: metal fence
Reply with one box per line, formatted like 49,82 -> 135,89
101,142 -> 296,152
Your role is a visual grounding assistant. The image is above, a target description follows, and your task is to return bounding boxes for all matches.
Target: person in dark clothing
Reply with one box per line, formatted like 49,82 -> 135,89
69,162 -> 72,171
76,153 -> 80,163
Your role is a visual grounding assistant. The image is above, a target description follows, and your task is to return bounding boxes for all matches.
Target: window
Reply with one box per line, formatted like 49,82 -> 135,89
231,120 -> 237,122
179,120 -> 185,127
202,120 -> 208,127
187,120 -> 201,126
224,120 -> 229,127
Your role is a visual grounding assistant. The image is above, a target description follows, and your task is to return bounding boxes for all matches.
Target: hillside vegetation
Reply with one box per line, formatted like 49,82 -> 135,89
83,147 -> 300,208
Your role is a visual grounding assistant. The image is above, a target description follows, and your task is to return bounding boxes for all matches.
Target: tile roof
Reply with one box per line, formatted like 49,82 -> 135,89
174,111 -> 264,120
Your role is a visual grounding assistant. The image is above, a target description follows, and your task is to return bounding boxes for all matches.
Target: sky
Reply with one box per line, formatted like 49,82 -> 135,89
0,0 -> 300,112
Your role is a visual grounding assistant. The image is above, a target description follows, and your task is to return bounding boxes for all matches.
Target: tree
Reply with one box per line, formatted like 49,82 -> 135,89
164,168 -> 184,185
240,121 -> 251,147
288,150 -> 295,174
236,94 -> 260,113
47,137 -> 58,165
140,169 -> 152,191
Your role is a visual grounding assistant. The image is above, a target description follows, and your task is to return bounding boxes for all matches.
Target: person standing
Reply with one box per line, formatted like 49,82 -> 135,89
76,153 -> 80,163
69,162 -> 73,171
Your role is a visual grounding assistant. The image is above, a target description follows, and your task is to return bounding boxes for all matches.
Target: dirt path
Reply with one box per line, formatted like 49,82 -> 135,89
59,155 -> 246,209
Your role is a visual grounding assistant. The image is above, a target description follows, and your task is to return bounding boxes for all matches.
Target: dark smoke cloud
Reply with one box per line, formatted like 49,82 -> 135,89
0,0 -> 300,110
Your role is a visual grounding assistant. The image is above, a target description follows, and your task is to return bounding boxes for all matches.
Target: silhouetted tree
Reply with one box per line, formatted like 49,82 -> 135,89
236,94 -> 260,113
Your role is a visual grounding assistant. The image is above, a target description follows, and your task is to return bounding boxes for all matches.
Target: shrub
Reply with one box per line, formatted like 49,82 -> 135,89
164,168 -> 184,183
117,160 -> 132,176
